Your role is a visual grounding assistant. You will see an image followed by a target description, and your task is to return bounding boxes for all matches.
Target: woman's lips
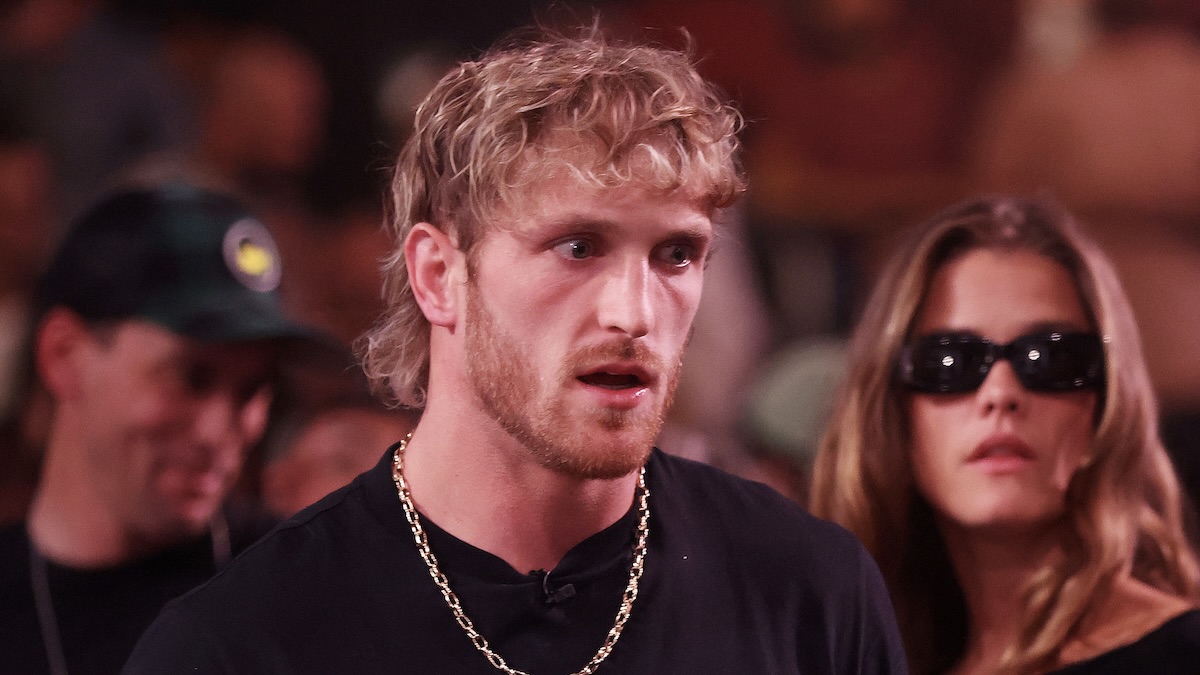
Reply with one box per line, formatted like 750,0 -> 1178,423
968,434 -> 1036,473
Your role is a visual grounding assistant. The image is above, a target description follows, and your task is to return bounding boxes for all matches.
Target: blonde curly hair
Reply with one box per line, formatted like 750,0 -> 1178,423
360,25 -> 744,407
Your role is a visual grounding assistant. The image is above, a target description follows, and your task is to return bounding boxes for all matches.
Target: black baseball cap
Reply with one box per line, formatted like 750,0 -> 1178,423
37,183 -> 315,343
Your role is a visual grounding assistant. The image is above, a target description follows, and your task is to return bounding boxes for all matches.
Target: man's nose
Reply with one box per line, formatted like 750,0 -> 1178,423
190,391 -> 260,469
597,257 -> 653,339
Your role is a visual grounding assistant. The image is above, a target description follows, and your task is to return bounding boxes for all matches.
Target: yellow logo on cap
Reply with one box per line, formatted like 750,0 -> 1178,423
236,240 -> 274,277
223,219 -> 282,292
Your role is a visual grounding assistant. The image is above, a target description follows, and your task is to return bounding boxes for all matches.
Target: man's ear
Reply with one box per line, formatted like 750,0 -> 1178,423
35,308 -> 91,401
406,223 -> 467,328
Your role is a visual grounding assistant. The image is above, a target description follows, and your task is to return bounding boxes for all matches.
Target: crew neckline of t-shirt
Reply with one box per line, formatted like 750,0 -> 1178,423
16,525 -> 214,580
361,443 -> 656,586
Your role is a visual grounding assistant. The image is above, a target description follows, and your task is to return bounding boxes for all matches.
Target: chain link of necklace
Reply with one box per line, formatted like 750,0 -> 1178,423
391,435 -> 650,675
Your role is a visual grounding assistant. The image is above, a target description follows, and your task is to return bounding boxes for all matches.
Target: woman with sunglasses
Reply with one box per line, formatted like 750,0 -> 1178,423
810,195 -> 1200,673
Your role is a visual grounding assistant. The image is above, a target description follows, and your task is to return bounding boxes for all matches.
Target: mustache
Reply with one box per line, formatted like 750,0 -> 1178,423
568,339 -> 666,372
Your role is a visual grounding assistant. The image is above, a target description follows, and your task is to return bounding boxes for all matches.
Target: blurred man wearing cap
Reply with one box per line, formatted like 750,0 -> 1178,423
0,183 -> 315,674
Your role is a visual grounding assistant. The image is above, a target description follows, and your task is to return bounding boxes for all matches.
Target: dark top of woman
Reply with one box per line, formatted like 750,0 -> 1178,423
1049,608 -> 1200,674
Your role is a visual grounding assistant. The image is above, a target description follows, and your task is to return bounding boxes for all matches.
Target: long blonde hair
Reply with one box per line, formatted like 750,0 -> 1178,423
810,196 -> 1200,673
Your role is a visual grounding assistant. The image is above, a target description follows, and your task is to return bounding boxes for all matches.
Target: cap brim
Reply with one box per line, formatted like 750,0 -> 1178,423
140,290 -> 329,346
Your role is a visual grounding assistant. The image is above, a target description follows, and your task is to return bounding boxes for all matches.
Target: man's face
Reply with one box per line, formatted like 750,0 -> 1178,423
463,176 -> 712,479
73,320 -> 274,542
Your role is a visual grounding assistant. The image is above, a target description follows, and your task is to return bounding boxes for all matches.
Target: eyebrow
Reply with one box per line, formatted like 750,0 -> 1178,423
540,215 -> 713,241
915,320 -> 1094,341
1022,320 -> 1093,334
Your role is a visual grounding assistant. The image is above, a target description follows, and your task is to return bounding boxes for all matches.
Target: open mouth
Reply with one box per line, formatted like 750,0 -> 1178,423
968,435 -> 1036,463
973,446 -> 1031,461
578,371 -> 646,390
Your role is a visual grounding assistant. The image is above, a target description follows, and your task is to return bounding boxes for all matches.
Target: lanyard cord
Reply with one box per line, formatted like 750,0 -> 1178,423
28,511 -> 231,675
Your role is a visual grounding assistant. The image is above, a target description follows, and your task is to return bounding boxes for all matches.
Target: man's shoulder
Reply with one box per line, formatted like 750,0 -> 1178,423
0,521 -> 30,583
647,449 -> 905,671
649,448 -> 866,564
0,519 -> 27,551
0,523 -> 39,675
177,472 -> 388,611
123,456 -> 428,671
222,500 -> 280,554
0,521 -> 31,602
651,449 -> 846,530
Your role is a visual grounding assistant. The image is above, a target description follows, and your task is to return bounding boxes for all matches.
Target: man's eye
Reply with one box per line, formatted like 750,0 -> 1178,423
657,243 -> 695,268
237,380 -> 273,407
182,363 -> 217,394
553,239 -> 595,260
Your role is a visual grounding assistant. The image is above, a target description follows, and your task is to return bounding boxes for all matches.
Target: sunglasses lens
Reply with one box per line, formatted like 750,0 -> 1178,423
900,334 -> 990,393
1009,333 -> 1105,391
899,331 -> 1106,394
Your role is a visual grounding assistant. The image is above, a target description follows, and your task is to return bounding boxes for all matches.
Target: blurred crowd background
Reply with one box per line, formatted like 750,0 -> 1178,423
2,0 -> 1200,517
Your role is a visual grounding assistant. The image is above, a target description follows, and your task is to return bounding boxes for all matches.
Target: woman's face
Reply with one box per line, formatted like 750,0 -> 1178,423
906,248 -> 1098,534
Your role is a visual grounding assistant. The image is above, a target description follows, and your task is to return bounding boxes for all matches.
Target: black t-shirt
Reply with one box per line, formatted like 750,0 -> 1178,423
0,505 -> 275,675
1048,609 -> 1200,674
124,447 -> 907,674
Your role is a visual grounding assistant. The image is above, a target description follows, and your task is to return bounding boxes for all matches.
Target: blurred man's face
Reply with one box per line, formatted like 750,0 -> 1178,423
73,320 -> 274,542
262,407 -> 413,517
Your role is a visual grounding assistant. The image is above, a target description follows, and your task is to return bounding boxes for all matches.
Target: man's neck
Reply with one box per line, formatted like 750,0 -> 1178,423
27,493 -> 136,569
398,407 -> 641,575
28,427 -> 149,567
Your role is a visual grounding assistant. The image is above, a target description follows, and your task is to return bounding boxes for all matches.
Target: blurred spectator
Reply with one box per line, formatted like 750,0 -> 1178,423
0,126 -> 55,421
741,337 -> 848,504
261,399 -> 417,518
375,40 -> 462,146
261,0 -> 546,219
0,0 -> 197,220
0,182 -> 320,673
193,26 -> 328,207
0,116 -> 57,525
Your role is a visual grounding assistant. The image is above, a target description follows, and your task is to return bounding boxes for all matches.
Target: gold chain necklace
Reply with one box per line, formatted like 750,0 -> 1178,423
391,435 -> 650,675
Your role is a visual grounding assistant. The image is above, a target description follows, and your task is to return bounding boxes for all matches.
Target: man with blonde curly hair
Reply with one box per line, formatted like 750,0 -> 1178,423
125,26 -> 905,673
